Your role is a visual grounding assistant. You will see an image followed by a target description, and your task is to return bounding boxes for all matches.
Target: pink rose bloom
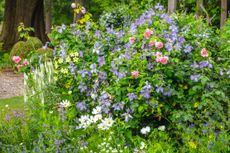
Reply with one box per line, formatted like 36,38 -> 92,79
201,48 -> 208,57
155,42 -> 164,49
131,70 -> 139,78
155,52 -> 162,57
156,56 -> 162,63
160,56 -> 169,64
129,37 -> 136,44
149,41 -> 155,47
156,56 -> 168,64
23,59 -> 29,66
16,64 -> 23,70
12,56 -> 21,64
144,29 -> 153,39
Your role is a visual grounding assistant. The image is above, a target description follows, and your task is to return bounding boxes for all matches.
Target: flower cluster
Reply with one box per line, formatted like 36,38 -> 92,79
46,3 -> 229,152
77,106 -> 114,130
12,55 -> 30,71
140,126 -> 151,135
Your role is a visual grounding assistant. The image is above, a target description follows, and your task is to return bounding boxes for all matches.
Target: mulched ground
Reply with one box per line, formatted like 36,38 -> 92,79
0,69 -> 24,99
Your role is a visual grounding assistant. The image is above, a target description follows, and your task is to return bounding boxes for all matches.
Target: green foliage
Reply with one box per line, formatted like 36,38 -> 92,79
26,37 -> 43,49
73,3 -> 92,25
10,37 -> 43,59
10,41 -> 31,59
10,41 -> 29,58
220,18 -> 230,56
99,5 -> 133,28
52,0 -> 73,25
0,96 -> 25,119
0,0 -> 4,21
0,52 -> 12,69
17,23 -> 34,40
36,47 -> 53,56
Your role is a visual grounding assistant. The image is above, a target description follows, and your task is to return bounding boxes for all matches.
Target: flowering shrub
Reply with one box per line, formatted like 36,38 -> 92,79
45,4 -> 229,152
2,4 -> 229,153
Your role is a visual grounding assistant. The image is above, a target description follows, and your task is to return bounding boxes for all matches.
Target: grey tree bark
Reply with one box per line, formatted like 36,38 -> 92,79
220,0 -> 227,27
196,0 -> 204,17
44,0 -> 52,34
168,0 -> 177,15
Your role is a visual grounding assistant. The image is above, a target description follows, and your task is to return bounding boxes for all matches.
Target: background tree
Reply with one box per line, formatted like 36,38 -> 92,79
0,0 -> 48,51
220,0 -> 227,27
196,0 -> 203,17
44,0 -> 52,34
168,0 -> 177,14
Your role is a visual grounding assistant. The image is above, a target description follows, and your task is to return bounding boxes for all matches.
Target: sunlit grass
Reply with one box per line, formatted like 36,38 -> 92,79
0,96 -> 27,120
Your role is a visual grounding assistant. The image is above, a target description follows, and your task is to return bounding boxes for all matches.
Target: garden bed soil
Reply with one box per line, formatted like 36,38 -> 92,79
0,69 -> 24,99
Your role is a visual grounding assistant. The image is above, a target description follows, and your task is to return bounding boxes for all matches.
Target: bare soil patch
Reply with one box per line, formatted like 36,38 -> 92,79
0,69 -> 24,99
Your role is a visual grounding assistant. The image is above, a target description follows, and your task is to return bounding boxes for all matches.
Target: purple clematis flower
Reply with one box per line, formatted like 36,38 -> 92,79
112,102 -> 125,111
76,102 -> 87,111
190,74 -> 200,82
127,93 -> 137,101
98,56 -> 105,67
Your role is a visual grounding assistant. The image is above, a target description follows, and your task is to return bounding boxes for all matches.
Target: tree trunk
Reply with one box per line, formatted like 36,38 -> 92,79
220,0 -> 227,27
168,0 -> 177,15
196,0 -> 203,17
1,0 -> 48,51
44,0 -> 52,34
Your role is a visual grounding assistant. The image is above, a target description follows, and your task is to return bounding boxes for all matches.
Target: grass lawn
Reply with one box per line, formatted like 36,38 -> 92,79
0,96 -> 26,120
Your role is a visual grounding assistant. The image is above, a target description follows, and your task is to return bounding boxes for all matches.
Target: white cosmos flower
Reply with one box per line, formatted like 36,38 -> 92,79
59,100 -> 71,108
79,115 -> 89,123
102,117 -> 114,127
92,114 -> 102,123
92,106 -> 102,114
158,125 -> 166,131
140,126 -> 151,135
98,117 -> 114,130
78,115 -> 92,128
98,122 -> 107,130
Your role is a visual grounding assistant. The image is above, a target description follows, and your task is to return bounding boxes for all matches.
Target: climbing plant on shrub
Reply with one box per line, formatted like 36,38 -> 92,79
47,4 -> 230,152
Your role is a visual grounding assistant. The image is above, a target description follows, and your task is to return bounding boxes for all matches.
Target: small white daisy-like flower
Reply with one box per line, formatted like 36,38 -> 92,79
98,117 -> 114,130
158,125 -> 166,131
98,122 -> 107,130
102,117 -> 114,127
140,126 -> 151,135
59,100 -> 71,108
92,106 -> 102,114
92,114 -> 102,123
